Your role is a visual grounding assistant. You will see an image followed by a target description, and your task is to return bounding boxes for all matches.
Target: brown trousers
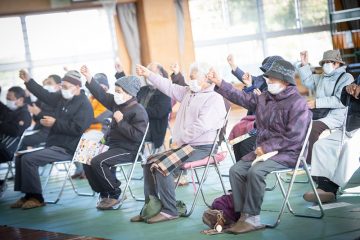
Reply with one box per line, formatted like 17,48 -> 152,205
306,121 -> 329,164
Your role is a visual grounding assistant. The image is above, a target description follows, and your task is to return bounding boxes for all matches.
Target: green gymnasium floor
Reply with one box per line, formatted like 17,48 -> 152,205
1,157 -> 360,240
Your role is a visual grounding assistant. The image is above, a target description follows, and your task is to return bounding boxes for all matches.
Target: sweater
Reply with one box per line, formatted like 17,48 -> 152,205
147,73 -> 226,146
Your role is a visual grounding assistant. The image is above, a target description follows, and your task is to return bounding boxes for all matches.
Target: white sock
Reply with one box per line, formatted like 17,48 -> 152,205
245,214 -> 262,227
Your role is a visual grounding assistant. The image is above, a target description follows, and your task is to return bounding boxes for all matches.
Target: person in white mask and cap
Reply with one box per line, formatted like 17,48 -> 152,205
298,49 -> 354,164
80,65 -> 148,210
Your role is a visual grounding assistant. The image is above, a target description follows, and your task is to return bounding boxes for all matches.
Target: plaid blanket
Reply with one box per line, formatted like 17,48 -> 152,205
147,145 -> 194,176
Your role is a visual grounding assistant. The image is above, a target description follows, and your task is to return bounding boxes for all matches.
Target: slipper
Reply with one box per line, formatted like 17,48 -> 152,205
22,198 -> 45,210
225,221 -> 265,234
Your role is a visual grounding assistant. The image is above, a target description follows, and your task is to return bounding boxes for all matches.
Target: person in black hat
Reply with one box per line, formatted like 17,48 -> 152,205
10,69 -> 93,209
81,65 -> 148,210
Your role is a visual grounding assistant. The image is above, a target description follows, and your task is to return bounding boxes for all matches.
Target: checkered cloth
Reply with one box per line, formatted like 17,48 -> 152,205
147,145 -> 194,176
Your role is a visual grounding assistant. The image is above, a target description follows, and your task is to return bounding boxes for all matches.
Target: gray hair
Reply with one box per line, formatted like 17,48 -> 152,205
189,62 -> 212,78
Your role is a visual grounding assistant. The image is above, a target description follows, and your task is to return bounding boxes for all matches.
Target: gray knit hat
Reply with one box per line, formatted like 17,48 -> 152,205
62,70 -> 82,87
264,60 -> 296,85
319,50 -> 345,66
260,55 -> 284,73
115,76 -> 141,96
94,73 -> 109,88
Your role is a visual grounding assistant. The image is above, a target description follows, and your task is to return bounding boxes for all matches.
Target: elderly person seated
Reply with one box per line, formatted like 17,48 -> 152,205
303,76 -> 360,203
131,62 -> 227,224
81,65 -> 148,210
11,70 -> 93,209
208,60 -> 311,234
298,50 -> 354,163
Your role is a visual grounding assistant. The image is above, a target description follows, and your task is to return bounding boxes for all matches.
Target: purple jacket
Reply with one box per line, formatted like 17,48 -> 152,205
216,81 -> 312,167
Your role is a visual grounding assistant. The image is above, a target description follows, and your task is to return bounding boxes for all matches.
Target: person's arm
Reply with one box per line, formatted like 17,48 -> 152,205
215,80 -> 258,111
260,98 -> 311,153
147,73 -> 188,102
24,79 -> 61,108
231,67 -> 246,84
115,108 -> 148,142
51,99 -> 94,136
297,64 -> 320,91
115,71 -> 125,79
316,73 -> 354,109
85,78 -> 114,110
145,92 -> 172,119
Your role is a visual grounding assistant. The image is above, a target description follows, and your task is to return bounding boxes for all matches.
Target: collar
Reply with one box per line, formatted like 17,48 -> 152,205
265,86 -> 298,101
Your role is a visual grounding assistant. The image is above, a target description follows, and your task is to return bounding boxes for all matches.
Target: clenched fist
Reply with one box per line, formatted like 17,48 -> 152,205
80,65 -> 92,83
19,69 -> 31,82
113,110 -> 123,123
136,64 -> 151,78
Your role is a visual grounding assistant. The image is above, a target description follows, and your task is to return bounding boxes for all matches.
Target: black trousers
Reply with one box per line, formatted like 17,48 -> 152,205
233,135 -> 256,162
83,148 -> 135,195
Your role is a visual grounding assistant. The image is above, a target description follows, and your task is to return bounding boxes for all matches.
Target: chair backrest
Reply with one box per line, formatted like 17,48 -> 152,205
297,119 -> 313,164
134,123 -> 150,162
209,108 -> 231,157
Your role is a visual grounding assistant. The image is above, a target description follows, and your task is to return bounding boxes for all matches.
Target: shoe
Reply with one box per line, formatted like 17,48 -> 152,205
21,198 -> 45,210
71,172 -> 82,179
130,215 -> 144,222
225,221 -> 265,234
79,172 -> 87,179
97,198 -> 121,210
10,197 -> 27,208
174,175 -> 189,186
147,212 -> 179,224
0,182 -> 7,198
303,189 -> 336,203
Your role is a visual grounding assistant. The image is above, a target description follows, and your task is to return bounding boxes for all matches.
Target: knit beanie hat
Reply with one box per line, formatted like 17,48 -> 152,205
94,73 -> 109,88
260,55 -> 284,73
264,60 -> 296,85
62,70 -> 82,87
115,76 -> 141,96
319,50 -> 345,66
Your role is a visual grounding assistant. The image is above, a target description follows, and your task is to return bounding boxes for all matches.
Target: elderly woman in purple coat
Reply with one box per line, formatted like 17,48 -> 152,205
208,59 -> 312,234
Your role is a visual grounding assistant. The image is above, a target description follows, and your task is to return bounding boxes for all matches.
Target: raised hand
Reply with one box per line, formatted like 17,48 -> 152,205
170,63 -> 180,75
113,110 -> 123,123
80,65 -> 92,83
115,60 -> 123,73
227,54 -> 237,71
242,72 -> 252,87
207,68 -> 222,86
136,64 -> 151,78
300,51 -> 309,66
19,69 -> 31,82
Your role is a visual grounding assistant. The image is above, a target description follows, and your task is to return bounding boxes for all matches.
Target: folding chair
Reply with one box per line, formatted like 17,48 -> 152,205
174,109 -> 231,217
109,123 -> 149,209
265,120 -> 324,228
42,133 -> 107,204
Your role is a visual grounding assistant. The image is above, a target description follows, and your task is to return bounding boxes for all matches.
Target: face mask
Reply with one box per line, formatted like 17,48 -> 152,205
44,85 -> 57,93
188,80 -> 202,93
6,100 -> 18,111
61,89 -> 74,100
267,83 -> 285,95
114,92 -> 126,105
323,63 -> 334,75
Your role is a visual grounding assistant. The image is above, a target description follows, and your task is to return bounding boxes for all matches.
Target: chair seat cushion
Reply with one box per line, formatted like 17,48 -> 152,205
181,151 -> 227,170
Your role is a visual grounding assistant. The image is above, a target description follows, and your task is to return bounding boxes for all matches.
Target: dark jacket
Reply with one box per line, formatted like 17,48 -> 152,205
25,79 -> 93,155
171,72 -> 187,86
216,81 -> 311,167
32,99 -> 55,131
137,86 -> 172,148
0,103 -> 31,137
86,78 -> 148,153
341,81 -> 360,131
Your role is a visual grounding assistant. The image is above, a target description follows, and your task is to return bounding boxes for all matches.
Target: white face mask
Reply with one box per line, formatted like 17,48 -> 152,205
267,83 -> 285,95
61,89 -> 74,100
188,80 -> 202,92
44,85 -> 57,93
6,100 -> 18,111
114,92 -> 126,105
323,63 -> 334,75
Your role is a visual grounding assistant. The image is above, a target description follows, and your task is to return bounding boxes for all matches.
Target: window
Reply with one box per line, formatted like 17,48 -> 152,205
0,17 -> 25,64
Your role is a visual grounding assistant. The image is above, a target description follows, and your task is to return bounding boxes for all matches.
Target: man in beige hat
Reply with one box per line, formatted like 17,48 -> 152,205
298,49 -> 354,164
